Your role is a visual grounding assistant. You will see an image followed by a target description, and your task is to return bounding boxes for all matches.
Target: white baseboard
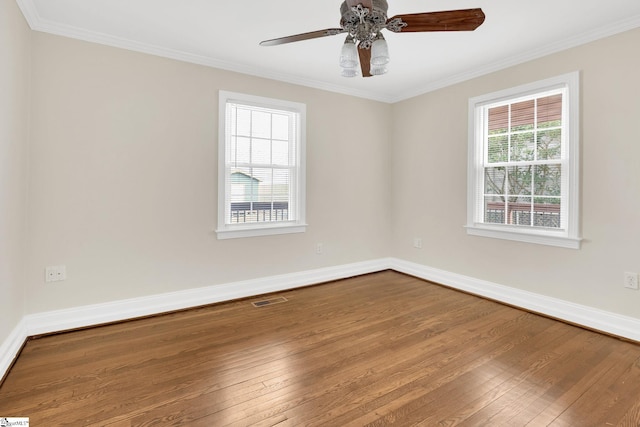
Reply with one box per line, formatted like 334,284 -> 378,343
0,318 -> 28,382
1,258 -> 391,380
24,258 -> 393,337
389,258 -> 640,342
3,257 -> 639,381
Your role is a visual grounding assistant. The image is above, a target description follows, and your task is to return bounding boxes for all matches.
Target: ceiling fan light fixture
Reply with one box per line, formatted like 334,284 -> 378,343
341,68 -> 358,77
339,36 -> 358,69
369,64 -> 388,76
370,33 -> 390,66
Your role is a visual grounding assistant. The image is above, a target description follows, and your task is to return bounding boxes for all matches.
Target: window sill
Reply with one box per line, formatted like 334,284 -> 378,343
465,224 -> 581,249
216,223 -> 307,240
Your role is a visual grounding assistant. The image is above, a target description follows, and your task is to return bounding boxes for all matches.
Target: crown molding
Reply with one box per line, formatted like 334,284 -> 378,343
15,0 -> 394,103
15,0 -> 39,27
390,14 -> 640,103
14,0 -> 640,104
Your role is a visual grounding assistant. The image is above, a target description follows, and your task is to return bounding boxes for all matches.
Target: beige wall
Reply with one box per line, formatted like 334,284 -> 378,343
10,15 -> 640,323
25,33 -> 392,313
0,0 -> 30,342
391,28 -> 640,318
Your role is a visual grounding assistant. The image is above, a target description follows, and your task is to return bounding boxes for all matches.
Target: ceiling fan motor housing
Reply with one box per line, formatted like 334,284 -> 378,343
340,0 -> 390,48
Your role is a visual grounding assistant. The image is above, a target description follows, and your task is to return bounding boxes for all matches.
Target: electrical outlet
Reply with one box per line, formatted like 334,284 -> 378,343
45,265 -> 67,283
316,243 -> 323,255
56,265 -> 67,281
413,237 -> 422,249
45,266 -> 56,282
624,272 -> 639,290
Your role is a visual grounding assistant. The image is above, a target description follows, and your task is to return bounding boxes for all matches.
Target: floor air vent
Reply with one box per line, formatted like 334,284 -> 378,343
251,296 -> 288,307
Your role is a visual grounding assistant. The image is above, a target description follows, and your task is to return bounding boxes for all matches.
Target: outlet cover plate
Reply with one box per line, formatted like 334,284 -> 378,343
624,272 -> 639,290
45,265 -> 67,282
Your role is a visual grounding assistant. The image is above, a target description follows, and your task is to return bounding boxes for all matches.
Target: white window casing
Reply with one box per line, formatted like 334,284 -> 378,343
217,91 -> 307,239
466,72 -> 581,249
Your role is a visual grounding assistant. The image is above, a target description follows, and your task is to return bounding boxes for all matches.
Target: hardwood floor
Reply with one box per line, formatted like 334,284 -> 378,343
1,271 -> 640,426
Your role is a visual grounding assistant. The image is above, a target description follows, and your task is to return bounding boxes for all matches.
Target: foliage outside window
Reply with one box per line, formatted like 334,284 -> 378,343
466,72 -> 581,248
217,91 -> 306,239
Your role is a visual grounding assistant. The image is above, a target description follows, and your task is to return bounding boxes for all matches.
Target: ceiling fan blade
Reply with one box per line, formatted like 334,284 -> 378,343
260,28 -> 345,46
346,0 -> 373,9
358,44 -> 372,77
389,8 -> 485,32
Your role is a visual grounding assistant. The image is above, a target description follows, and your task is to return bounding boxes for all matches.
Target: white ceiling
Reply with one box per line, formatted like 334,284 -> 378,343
17,0 -> 640,103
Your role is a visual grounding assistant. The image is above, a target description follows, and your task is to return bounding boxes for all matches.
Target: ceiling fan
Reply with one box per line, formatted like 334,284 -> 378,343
260,0 -> 485,78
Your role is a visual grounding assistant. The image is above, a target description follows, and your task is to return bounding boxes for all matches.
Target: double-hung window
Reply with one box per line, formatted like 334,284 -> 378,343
466,72 -> 581,248
217,91 -> 306,239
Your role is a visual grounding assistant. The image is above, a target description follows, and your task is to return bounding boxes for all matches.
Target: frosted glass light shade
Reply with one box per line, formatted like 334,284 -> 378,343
370,38 -> 390,66
370,64 -> 387,75
341,68 -> 357,77
339,40 -> 358,69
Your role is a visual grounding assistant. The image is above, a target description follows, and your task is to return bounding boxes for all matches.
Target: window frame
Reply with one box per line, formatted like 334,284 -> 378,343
466,72 -> 581,249
216,91 -> 307,240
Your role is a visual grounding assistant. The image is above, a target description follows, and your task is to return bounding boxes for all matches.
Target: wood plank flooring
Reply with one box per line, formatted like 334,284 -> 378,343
1,271 -> 640,426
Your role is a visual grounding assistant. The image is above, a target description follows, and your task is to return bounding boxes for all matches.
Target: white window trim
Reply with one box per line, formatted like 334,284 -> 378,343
216,91 -> 307,240
466,72 -> 581,249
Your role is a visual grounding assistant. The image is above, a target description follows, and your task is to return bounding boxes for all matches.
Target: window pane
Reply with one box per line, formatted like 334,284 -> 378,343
234,137 -> 250,165
253,168 -> 272,222
484,196 -> 505,224
488,135 -> 508,163
272,114 -> 289,141
251,167 -> 271,193
509,196 -> 532,226
533,164 -> 561,196
227,136 -> 236,164
510,132 -> 534,161
273,169 -> 291,202
484,167 -> 505,195
507,165 -> 532,196
537,129 -> 561,160
251,138 -> 271,164
236,108 -> 251,136
488,105 -> 508,134
533,196 -> 561,228
511,100 -> 534,132
272,140 -> 289,166
251,111 -> 271,139
537,94 -> 562,128
230,168 -> 256,202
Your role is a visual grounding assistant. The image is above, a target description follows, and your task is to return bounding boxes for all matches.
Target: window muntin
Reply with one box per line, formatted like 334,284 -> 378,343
217,92 -> 306,239
467,72 -> 581,249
